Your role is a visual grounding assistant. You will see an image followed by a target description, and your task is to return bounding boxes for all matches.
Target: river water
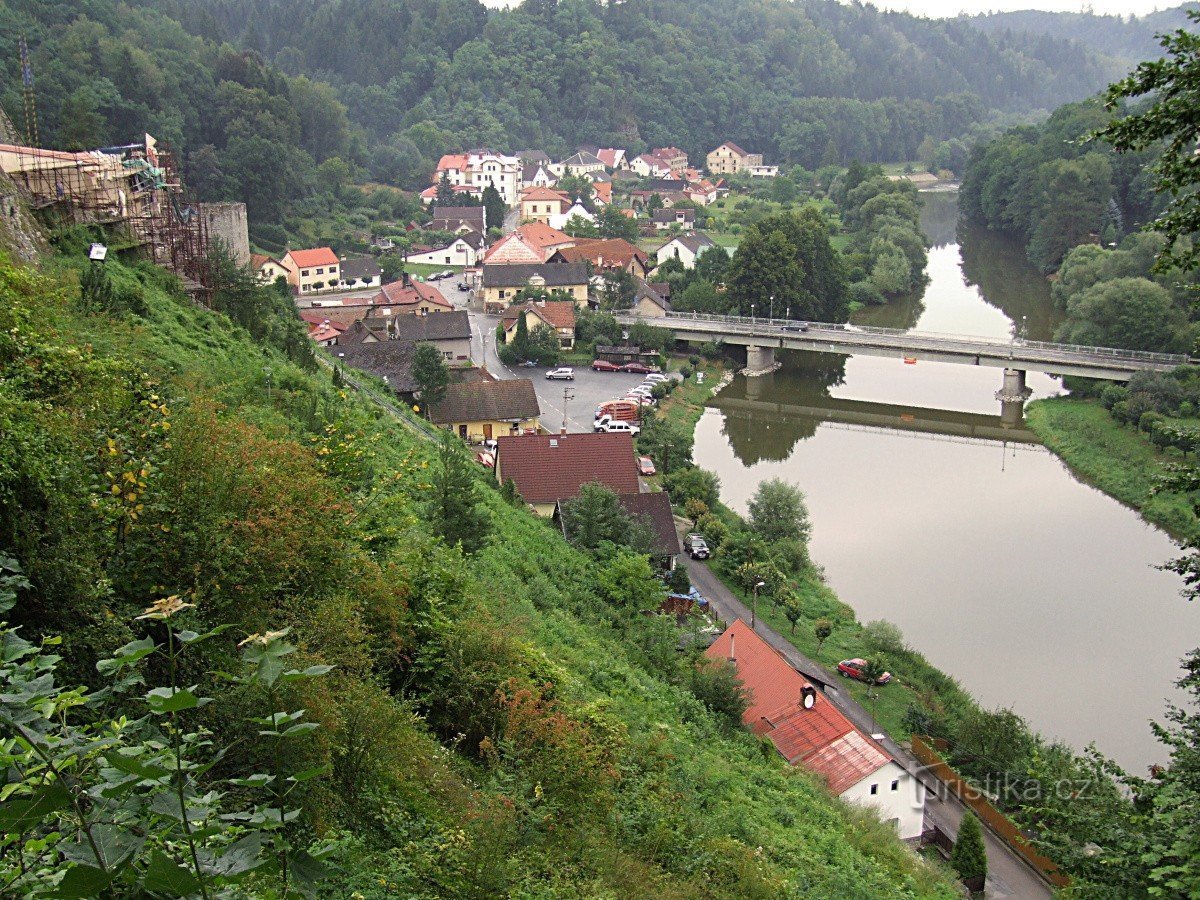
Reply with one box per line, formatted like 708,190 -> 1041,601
694,192 -> 1197,772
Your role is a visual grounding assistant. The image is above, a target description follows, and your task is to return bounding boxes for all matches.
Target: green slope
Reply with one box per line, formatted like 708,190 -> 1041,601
0,246 -> 956,897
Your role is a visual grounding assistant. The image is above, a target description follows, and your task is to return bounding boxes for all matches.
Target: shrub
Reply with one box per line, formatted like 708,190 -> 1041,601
680,366 -> 693,379
688,658 -> 749,728
683,498 -> 709,521
689,355 -> 701,365
1099,383 -> 1129,410
694,512 -> 728,547
863,619 -> 907,655
951,813 -> 987,884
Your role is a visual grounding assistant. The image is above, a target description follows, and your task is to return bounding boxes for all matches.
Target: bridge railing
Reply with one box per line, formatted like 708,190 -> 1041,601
617,311 -> 1190,366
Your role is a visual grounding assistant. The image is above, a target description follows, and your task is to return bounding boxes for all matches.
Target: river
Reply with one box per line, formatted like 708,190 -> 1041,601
693,192 -> 1197,772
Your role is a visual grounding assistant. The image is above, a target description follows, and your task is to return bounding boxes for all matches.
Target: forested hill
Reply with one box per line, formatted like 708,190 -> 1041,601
960,4 -> 1198,68
160,0 -> 1120,164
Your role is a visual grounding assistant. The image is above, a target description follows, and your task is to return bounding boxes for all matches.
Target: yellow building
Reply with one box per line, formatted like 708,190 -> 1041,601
481,264 -> 590,313
429,379 -> 541,443
706,141 -> 763,175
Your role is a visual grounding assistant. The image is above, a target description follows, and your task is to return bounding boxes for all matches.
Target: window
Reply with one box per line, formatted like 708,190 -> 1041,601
869,784 -> 878,796
315,268 -> 324,274
445,257 -> 451,264
302,269 -> 310,276
891,780 -> 900,792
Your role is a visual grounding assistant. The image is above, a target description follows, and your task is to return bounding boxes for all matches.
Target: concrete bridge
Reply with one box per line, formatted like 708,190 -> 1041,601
616,312 -> 1190,392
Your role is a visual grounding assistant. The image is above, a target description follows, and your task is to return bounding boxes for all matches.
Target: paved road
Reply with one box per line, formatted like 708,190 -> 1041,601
682,556 -> 1052,899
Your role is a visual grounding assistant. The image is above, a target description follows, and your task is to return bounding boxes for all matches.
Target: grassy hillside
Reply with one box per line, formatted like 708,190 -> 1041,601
0,244 -> 955,897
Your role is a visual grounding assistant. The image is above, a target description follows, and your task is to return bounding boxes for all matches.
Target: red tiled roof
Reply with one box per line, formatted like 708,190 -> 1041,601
436,153 -> 468,171
495,433 -> 639,503
516,221 -> 574,249
299,310 -> 348,329
705,620 -> 891,795
521,186 -> 569,202
556,238 -> 647,269
596,149 -> 623,168
286,247 -> 338,268
502,300 -> 576,332
718,141 -> 749,157
372,278 -> 452,309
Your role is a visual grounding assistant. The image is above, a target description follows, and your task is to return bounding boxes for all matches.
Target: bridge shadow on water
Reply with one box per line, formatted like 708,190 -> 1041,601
708,351 -> 1039,467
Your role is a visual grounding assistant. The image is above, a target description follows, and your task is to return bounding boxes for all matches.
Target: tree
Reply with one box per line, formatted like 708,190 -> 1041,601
951,813 -> 988,886
748,478 -> 811,546
559,482 -> 652,554
482,183 -> 507,233
412,342 -> 450,411
1093,11 -> 1200,271
783,599 -> 802,634
435,171 -> 456,206
427,432 -> 487,553
596,205 -> 639,241
1056,277 -> 1186,353
814,617 -> 833,653
688,658 -> 750,729
725,228 -> 805,317
662,467 -> 721,508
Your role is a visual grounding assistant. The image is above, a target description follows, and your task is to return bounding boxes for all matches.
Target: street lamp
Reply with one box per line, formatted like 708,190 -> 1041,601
751,580 -> 766,628
769,294 -> 775,322
750,303 -> 756,324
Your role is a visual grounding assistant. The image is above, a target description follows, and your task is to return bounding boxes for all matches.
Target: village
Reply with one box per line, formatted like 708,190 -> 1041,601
260,141 -> 932,847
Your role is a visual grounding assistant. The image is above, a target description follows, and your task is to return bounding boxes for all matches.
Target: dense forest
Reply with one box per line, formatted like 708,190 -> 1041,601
0,0 -> 1132,229
962,4 -> 1197,67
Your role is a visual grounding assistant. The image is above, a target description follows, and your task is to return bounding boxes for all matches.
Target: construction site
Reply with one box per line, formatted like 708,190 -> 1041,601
0,38 -> 221,299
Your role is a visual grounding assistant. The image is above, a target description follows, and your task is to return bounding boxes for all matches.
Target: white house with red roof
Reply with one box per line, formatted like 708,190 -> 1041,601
705,620 -> 925,839
630,153 -> 673,179
281,247 -> 341,295
431,150 -> 521,206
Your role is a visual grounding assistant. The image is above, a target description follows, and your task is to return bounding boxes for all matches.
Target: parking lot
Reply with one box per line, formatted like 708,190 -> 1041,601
525,363 -> 679,434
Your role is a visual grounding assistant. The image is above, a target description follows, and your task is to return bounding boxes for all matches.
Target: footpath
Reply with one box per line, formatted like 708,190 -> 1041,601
682,556 -> 1052,900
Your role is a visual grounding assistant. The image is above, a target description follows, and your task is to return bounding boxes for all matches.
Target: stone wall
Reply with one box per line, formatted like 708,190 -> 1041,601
201,202 -> 249,266
0,171 -> 48,264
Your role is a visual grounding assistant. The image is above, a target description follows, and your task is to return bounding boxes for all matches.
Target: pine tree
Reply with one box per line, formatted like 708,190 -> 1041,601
427,432 -> 487,553
482,183 -> 506,233
951,813 -> 987,885
435,171 -> 456,206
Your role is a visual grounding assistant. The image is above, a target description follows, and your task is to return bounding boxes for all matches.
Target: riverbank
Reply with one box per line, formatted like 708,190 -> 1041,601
1026,397 -> 1200,544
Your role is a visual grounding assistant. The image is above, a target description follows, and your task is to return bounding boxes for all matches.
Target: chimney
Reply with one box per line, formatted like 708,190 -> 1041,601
728,632 -> 735,661
402,270 -> 411,287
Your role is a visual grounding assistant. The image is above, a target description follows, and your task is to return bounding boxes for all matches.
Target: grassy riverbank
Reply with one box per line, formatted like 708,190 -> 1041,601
1026,397 -> 1200,543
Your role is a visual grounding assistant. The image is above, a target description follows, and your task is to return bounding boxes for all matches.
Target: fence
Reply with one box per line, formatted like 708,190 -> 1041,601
911,735 -> 1069,889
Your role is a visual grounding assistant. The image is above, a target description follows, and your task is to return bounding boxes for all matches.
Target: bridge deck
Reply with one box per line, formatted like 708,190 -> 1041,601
617,312 -> 1190,380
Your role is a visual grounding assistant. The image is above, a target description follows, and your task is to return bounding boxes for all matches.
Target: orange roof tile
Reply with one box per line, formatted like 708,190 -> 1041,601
495,432 -> 639,503
705,620 -> 891,795
286,247 -> 338,268
436,154 -> 468,171
521,186 -> 569,202
371,278 -> 452,309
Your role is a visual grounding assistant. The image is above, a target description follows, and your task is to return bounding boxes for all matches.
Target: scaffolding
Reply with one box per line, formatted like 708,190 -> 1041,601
0,134 -> 213,301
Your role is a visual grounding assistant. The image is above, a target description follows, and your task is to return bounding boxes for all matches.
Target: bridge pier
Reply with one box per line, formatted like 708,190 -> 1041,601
743,345 -> 780,377
995,368 -> 1033,424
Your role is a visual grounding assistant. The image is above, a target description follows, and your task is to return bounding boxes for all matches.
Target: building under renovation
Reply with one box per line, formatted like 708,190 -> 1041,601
0,132 -> 218,298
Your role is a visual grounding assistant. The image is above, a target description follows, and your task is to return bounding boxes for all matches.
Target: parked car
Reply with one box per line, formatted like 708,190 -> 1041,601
518,360 -> 538,367
426,271 -> 443,281
627,388 -> 655,400
546,367 -> 575,380
637,456 -> 656,476
837,658 -> 893,684
456,281 -> 469,291
599,420 -> 640,436
592,359 -> 621,372
438,270 -> 455,280
643,373 -> 669,384
782,323 -> 809,332
621,362 -> 658,374
625,394 -> 655,407
683,533 -> 710,559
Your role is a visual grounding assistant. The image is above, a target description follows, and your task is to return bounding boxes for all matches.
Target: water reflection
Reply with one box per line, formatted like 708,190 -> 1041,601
697,197 -> 1196,771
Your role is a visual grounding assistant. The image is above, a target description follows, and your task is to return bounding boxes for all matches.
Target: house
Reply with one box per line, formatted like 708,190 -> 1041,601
548,200 -> 596,232
595,148 -> 627,171
633,281 -> 671,317
483,263 -> 590,312
251,253 -> 289,285
516,150 -> 551,165
432,149 -> 522,205
381,310 -> 472,365
405,232 -> 484,267
338,257 -> 383,290
520,186 -> 571,224
360,274 -> 453,315
430,206 -> 486,234
501,299 -> 577,349
706,142 -> 764,175
591,179 -> 613,206
419,182 -> 480,205
684,180 -> 719,206
552,150 -> 606,178
705,621 -> 925,840
429,379 -> 541,442
656,233 -> 716,270
548,238 -> 649,279
521,162 -> 556,189
483,222 -> 575,265
281,247 -> 340,295
615,492 -> 682,570
330,340 -> 419,394
630,154 -> 673,178
651,208 -> 696,230
494,432 -> 640,516
652,147 -> 688,172
746,165 -> 779,178
300,310 -> 347,347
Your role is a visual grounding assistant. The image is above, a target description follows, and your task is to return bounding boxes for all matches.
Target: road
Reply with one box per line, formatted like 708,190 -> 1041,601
682,556 -> 1053,900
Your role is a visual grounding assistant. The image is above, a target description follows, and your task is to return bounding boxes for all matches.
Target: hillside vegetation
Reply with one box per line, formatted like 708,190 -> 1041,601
0,241 -> 955,896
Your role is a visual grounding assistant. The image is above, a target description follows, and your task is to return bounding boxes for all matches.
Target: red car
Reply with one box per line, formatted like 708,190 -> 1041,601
621,362 -> 657,374
837,658 -> 892,685
637,456 -> 656,476
592,360 -> 621,372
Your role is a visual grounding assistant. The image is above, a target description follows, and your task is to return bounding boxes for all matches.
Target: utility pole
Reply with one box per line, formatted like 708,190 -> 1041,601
561,385 -> 575,434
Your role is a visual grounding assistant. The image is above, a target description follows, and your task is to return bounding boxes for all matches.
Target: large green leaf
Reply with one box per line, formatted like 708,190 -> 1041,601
145,686 -> 205,714
142,850 -> 201,897
50,864 -> 111,899
96,637 -> 156,675
0,781 -> 69,832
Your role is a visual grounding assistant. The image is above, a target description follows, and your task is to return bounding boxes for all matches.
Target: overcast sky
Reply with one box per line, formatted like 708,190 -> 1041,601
481,0 -> 1173,17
